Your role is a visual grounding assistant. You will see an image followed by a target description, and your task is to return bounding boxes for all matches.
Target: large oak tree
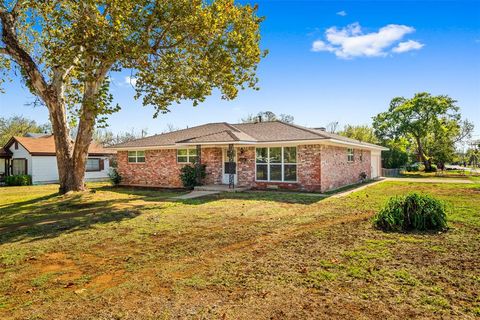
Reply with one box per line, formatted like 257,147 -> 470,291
0,0 -> 265,193
373,92 -> 473,171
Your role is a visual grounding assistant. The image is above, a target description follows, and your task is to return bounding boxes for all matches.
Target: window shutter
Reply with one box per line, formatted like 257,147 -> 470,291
99,159 -> 104,171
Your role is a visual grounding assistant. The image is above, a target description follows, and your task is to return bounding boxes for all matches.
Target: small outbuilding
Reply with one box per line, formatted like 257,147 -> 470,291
0,133 -> 115,184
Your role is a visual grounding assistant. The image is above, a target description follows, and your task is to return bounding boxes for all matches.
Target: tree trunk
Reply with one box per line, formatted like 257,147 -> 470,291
2,9 -> 102,194
47,81 -> 100,194
415,136 -> 431,171
47,100 -> 86,193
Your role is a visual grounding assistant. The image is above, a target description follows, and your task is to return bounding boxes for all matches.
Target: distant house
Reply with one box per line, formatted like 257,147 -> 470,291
0,133 -> 115,184
112,121 -> 387,192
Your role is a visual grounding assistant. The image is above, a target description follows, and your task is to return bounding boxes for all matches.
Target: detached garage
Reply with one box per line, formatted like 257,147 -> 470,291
1,133 -> 115,184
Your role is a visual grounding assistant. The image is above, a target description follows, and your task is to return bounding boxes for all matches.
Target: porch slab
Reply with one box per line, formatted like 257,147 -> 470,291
194,184 -> 250,192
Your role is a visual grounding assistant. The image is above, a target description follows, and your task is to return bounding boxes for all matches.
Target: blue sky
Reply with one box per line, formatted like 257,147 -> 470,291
1,0 -> 479,138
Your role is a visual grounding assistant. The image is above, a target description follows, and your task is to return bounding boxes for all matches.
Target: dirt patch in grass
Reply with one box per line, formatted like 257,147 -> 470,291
0,181 -> 479,319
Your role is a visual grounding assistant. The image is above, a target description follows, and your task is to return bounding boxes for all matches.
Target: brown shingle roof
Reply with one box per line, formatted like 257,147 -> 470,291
112,121 -> 387,150
6,135 -> 115,155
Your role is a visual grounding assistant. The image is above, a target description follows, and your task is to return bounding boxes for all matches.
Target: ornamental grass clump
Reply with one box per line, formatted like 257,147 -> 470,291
373,193 -> 447,232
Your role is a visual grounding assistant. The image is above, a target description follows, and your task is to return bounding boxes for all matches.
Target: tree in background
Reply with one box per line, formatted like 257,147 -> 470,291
338,125 -> 378,143
93,128 -> 148,147
338,124 -> 409,169
0,116 -> 50,146
373,92 -> 473,171
1,0 -> 265,193
241,111 -> 294,123
325,121 -> 339,134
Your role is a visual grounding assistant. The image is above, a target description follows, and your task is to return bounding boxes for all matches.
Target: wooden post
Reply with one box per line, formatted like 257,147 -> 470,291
228,143 -> 234,189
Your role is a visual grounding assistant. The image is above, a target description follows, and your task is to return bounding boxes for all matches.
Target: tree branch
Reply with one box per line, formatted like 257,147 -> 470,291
0,47 -> 7,55
0,11 -> 50,102
12,0 -> 22,15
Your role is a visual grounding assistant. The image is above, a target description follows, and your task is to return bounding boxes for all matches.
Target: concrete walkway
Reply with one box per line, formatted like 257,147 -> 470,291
172,190 -> 220,200
331,177 -> 472,198
173,176 -> 473,200
331,180 -> 386,198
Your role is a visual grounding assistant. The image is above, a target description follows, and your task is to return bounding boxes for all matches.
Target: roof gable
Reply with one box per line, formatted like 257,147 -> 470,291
111,121 -> 387,151
3,135 -> 115,155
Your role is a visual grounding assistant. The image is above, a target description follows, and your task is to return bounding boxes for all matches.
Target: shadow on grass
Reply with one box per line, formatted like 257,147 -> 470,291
0,183 -> 342,244
97,185 -> 327,205
0,193 -> 154,244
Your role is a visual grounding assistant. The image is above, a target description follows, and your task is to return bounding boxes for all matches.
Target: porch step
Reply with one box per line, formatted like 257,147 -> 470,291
194,184 -> 249,192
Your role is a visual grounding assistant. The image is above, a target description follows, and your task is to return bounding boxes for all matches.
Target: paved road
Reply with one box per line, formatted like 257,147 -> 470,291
386,177 -> 473,184
445,165 -> 480,173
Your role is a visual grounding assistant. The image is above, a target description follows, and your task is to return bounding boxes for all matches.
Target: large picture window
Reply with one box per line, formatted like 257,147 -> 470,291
177,148 -> 197,163
128,151 -> 145,163
256,147 -> 297,182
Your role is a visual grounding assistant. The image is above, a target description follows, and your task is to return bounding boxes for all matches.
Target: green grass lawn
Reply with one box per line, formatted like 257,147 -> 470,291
400,170 -> 480,181
0,181 -> 479,319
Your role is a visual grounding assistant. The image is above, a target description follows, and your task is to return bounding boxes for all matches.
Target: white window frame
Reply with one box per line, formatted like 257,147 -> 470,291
177,148 -> 198,164
255,146 -> 297,182
128,150 -> 145,163
347,148 -> 354,162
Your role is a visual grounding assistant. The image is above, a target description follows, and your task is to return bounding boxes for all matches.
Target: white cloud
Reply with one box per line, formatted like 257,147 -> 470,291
125,76 -> 138,86
311,22 -> 424,59
392,40 -> 424,53
336,11 -> 347,17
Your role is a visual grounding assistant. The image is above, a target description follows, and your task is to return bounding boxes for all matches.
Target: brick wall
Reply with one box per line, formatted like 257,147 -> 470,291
117,149 -> 182,187
237,147 -> 255,187
117,144 -> 372,192
236,145 -> 322,192
320,145 -> 371,192
297,145 -> 322,191
117,147 -> 223,187
202,148 -> 222,185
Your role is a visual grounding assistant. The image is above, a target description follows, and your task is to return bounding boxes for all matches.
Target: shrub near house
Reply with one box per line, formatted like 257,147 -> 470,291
5,174 -> 32,186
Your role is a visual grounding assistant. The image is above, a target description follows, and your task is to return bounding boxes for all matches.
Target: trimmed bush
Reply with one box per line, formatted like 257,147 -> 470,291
179,163 -> 206,189
373,193 -> 447,232
406,163 -> 420,172
108,168 -> 122,186
359,171 -> 367,182
5,174 -> 32,186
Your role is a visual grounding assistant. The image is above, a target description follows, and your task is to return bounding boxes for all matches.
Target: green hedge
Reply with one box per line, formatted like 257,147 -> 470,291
5,174 -> 32,186
373,193 -> 447,232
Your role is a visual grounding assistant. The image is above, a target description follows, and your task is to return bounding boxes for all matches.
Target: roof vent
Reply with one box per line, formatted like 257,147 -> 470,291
315,127 -> 326,131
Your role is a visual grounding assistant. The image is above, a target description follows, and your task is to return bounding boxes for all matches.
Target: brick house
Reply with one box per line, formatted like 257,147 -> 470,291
112,121 -> 387,192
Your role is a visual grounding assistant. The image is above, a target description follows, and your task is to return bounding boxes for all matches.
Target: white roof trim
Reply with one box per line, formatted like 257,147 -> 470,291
111,138 -> 387,151
323,139 -> 389,151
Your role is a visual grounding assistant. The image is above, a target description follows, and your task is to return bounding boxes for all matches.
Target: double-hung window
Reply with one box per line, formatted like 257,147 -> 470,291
128,150 -> 145,163
177,148 -> 197,163
347,148 -> 354,162
256,147 -> 297,182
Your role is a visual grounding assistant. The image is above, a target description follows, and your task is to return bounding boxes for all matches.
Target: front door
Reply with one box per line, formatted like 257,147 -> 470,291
222,148 -> 237,185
